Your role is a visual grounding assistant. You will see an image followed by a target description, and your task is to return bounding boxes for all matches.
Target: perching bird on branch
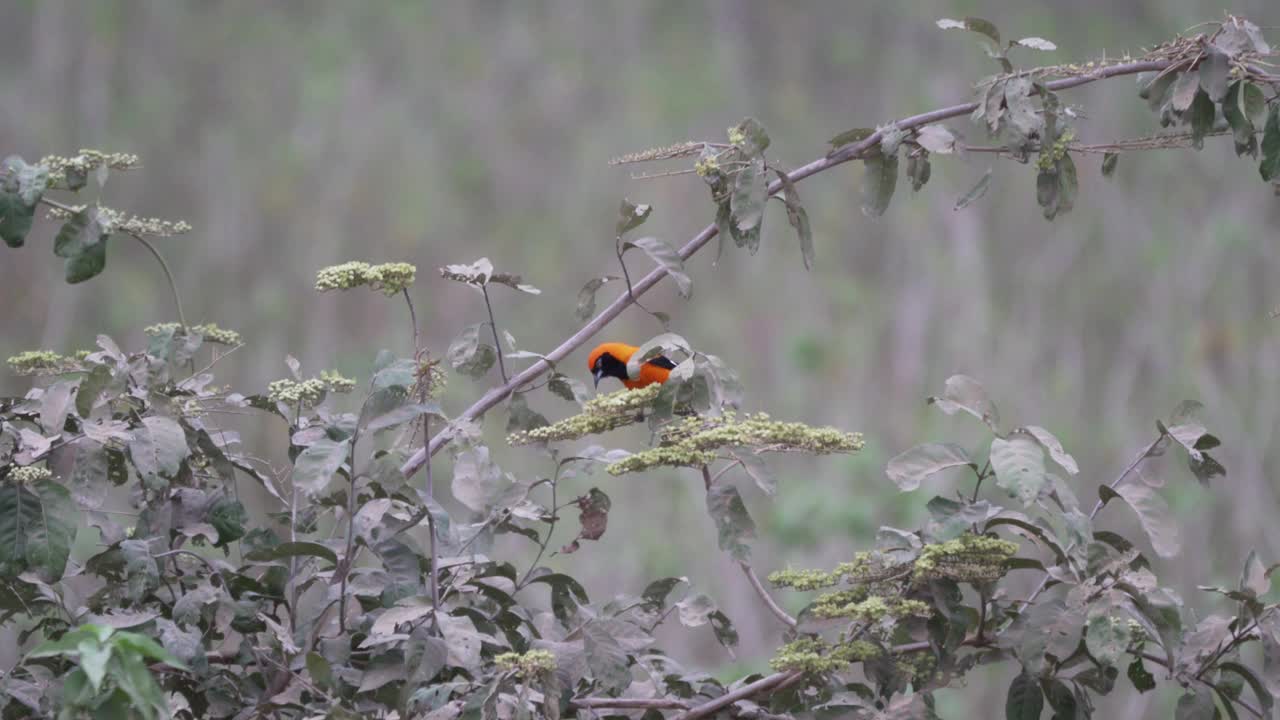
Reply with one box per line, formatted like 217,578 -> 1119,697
588,342 -> 675,389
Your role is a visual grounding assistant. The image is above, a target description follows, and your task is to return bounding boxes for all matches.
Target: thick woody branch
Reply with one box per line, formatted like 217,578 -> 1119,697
400,59 -> 1172,479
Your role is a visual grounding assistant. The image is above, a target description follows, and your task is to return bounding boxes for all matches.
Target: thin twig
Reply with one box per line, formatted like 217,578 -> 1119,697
1020,433 -> 1165,607
403,288 -> 419,356
516,464 -> 560,591
424,416 -> 440,612
1142,652 -> 1264,719
738,562 -> 796,628
481,285 -> 509,383
671,671 -> 804,720
127,232 -> 187,330
571,697 -> 691,710
400,58 -> 1174,479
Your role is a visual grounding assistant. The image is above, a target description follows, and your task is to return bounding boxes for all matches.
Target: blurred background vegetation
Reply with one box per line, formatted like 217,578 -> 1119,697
1,2 -> 1277,716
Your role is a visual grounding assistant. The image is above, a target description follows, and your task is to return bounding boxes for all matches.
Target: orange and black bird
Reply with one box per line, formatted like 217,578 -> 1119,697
587,342 -> 676,389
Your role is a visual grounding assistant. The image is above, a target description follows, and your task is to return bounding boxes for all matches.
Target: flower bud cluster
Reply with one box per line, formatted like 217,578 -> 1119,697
508,385 -> 660,445
96,206 -> 192,237
494,649 -> 557,678
144,323 -> 241,346
8,466 -> 53,484
39,149 -> 140,185
7,350 -> 83,376
811,593 -> 930,622
660,411 -> 863,454
912,533 -> 1020,582
315,261 -> 417,296
769,637 -> 880,674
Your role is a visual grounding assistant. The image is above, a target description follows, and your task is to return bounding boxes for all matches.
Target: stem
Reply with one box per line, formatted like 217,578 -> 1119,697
424,416 -> 441,612
403,288 -> 419,356
1142,652 -> 1264,719
970,459 -> 991,502
337,428 -> 362,633
516,464 -> 559,591
1021,433 -> 1165,607
738,562 -> 796,629
671,671 -> 804,720
481,285 -> 509,383
399,58 -> 1175,479
128,232 -> 187,330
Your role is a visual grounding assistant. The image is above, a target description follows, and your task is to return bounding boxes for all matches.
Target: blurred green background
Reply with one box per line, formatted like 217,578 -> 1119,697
2,1 -> 1278,716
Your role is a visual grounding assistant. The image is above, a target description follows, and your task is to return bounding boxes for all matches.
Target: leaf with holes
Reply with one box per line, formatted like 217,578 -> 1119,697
447,323 -> 497,379
127,417 -> 190,489
929,374 -> 999,429
615,198 -> 652,237
575,275 -> 619,322
706,484 -> 755,562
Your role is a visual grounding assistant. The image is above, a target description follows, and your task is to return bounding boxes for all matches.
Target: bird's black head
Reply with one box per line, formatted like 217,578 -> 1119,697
591,352 -> 630,388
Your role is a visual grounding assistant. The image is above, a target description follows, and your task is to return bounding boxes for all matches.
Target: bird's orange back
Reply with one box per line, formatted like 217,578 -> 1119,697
587,342 -> 673,388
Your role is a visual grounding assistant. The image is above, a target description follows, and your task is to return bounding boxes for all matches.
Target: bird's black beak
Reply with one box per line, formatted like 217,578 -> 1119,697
593,367 -> 605,388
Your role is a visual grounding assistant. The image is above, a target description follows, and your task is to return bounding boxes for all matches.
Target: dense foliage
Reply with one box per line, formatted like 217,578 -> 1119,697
1,13 -> 1278,720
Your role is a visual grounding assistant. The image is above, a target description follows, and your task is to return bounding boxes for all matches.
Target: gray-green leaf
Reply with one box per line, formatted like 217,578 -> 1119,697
990,435 -> 1047,506
1115,482 -> 1180,558
886,443 -> 973,492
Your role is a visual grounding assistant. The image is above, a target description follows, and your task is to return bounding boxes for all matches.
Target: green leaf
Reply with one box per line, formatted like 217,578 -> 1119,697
1260,103 -> 1280,182
14,159 -> 48,206
76,364 -> 113,418
731,117 -> 771,155
1218,661 -> 1273,710
77,638 -> 112,692
548,373 -> 590,405
0,191 -> 34,248
1240,549 -> 1269,597
447,323 -> 497,379
127,417 -> 189,489
0,480 -> 76,582
906,151 -> 932,192
828,127 -> 875,151
506,392 -> 549,434
1085,612 -> 1131,667
955,168 -> 993,210
1175,687 -> 1216,720
622,236 -> 691,297
990,435 -> 1047,506
861,151 -> 898,217
1222,81 -> 1258,158
1023,425 -> 1078,475
582,622 -> 630,693
1044,678 -> 1078,720
615,198 -> 652,237
1261,615 -> 1280,700
244,541 -> 338,566
731,155 -> 766,233
729,448 -> 776,496
929,374 -> 999,429
574,275 -> 619,322
1198,47 -> 1230,102
1115,482 -> 1180,557
1242,83 -> 1266,124
292,437 -> 350,497
706,484 -> 755,562
774,170 -> 813,271
451,445 -> 506,513
1171,72 -> 1201,113
885,443 -> 974,492
65,234 -> 108,284
1127,656 -> 1156,692
1188,89 -> 1215,150
916,125 -> 956,154
937,17 -> 1001,48
1005,671 -> 1043,720
1102,152 -> 1119,177
1139,72 -> 1178,113
40,379 -> 77,435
